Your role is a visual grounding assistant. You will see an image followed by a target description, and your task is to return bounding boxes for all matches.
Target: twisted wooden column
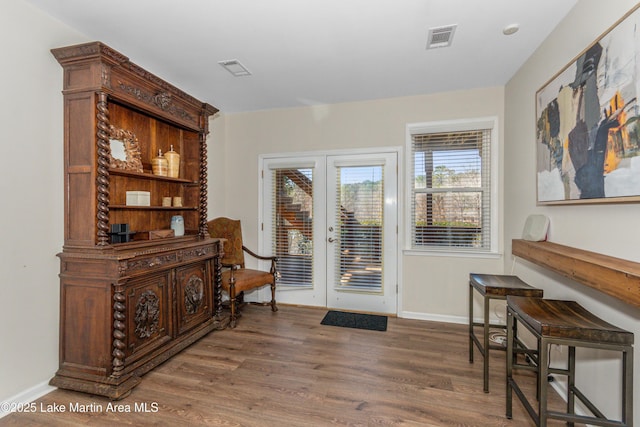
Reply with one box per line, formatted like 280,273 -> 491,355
198,132 -> 209,238
96,92 -> 111,246
111,289 -> 126,377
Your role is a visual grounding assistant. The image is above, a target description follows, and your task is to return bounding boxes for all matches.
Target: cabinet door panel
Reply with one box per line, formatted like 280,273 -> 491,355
60,279 -> 111,375
175,262 -> 212,335
125,271 -> 172,362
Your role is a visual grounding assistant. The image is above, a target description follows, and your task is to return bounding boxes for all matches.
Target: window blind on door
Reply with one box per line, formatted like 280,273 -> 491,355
272,168 -> 314,288
334,165 -> 383,292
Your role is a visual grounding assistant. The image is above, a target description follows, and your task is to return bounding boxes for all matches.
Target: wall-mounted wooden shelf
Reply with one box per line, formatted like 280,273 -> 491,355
512,239 -> 640,308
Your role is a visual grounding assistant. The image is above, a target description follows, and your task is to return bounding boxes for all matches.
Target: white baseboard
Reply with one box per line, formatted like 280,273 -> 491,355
400,310 -> 468,324
400,310 -> 508,327
0,381 -> 56,419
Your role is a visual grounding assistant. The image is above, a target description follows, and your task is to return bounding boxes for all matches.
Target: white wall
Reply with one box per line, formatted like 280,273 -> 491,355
218,86 -> 505,321
207,113 -> 227,220
0,1 -> 88,404
504,0 -> 640,422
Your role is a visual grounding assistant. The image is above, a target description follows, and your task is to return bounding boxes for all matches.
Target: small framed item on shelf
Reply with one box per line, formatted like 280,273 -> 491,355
108,124 -> 143,172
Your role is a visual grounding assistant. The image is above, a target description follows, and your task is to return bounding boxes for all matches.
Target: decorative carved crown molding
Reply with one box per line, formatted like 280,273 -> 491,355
117,81 -> 195,123
51,41 -> 216,117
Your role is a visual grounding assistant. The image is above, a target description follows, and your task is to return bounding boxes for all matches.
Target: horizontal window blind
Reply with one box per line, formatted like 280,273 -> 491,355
411,129 -> 491,250
272,168 -> 314,287
335,165 -> 383,292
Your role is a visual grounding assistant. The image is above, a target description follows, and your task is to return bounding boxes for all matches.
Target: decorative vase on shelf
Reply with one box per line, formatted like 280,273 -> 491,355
165,145 -> 180,178
151,149 -> 168,176
170,215 -> 185,237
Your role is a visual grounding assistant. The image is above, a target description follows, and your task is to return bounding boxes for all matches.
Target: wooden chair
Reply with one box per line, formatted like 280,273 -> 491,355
207,217 -> 278,327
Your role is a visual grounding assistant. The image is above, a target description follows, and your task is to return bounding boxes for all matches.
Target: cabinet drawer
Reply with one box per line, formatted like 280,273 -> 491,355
125,252 -> 180,274
124,245 -> 216,275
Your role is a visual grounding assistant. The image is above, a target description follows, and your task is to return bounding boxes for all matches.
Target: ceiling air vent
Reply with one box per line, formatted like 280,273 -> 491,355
218,59 -> 251,77
426,24 -> 457,49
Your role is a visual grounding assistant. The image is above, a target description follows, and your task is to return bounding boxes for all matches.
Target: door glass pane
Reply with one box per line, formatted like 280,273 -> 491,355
335,166 -> 383,292
272,168 -> 313,288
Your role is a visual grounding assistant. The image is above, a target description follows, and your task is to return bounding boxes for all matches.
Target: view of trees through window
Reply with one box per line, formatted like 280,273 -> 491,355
340,178 -> 382,226
414,153 -> 481,229
336,166 -> 383,290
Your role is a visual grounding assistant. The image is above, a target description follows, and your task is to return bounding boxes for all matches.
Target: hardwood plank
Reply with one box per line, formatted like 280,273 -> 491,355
1,305 -> 575,426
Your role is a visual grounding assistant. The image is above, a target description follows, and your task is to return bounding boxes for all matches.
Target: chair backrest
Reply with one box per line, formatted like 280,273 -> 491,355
207,217 -> 245,267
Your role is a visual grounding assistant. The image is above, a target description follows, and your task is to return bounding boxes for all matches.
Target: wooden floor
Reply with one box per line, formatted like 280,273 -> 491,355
1,305 -> 577,426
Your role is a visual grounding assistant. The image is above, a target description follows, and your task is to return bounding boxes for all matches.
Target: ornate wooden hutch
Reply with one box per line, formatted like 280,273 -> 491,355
50,41 -> 224,398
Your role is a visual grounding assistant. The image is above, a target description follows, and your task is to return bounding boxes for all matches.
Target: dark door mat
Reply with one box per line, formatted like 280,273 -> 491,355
320,310 -> 387,331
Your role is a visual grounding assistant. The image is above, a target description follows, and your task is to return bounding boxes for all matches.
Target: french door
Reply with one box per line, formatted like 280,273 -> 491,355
262,150 -> 397,314
326,153 -> 397,313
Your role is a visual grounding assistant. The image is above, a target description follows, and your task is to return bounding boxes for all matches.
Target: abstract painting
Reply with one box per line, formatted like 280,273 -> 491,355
536,5 -> 640,204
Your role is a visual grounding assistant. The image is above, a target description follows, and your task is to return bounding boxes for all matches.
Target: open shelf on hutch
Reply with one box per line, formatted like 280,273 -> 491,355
109,205 -> 198,210
109,168 -> 194,183
109,232 -> 201,249
106,101 -> 203,239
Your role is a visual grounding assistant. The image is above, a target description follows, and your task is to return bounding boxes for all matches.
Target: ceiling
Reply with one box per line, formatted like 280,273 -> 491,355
25,0 -> 578,113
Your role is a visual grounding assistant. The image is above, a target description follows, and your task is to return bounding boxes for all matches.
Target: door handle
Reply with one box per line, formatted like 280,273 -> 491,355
328,237 -> 339,243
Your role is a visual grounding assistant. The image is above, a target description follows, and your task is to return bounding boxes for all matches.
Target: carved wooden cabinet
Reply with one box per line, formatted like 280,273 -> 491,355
50,42 -> 224,399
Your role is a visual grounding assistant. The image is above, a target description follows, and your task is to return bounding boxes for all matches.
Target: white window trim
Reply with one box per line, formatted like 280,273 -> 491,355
404,117 -> 499,256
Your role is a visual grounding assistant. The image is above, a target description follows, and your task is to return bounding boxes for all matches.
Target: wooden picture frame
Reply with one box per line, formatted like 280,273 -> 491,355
535,4 -> 640,205
108,124 -> 143,172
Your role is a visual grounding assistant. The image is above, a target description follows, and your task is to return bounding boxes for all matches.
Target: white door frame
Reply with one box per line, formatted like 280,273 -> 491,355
326,152 -> 398,314
258,147 -> 401,315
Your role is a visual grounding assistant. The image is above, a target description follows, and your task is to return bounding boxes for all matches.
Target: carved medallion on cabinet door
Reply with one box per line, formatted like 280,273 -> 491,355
124,272 -> 172,364
184,275 -> 204,314
134,290 -> 160,338
176,262 -> 212,335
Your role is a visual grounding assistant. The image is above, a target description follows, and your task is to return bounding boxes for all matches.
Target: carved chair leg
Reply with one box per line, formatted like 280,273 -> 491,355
237,291 -> 245,305
270,280 -> 278,312
229,281 -> 237,328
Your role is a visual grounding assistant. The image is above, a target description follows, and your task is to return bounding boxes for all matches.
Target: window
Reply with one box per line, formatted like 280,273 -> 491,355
407,118 -> 496,253
271,167 -> 314,287
333,164 -> 384,292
